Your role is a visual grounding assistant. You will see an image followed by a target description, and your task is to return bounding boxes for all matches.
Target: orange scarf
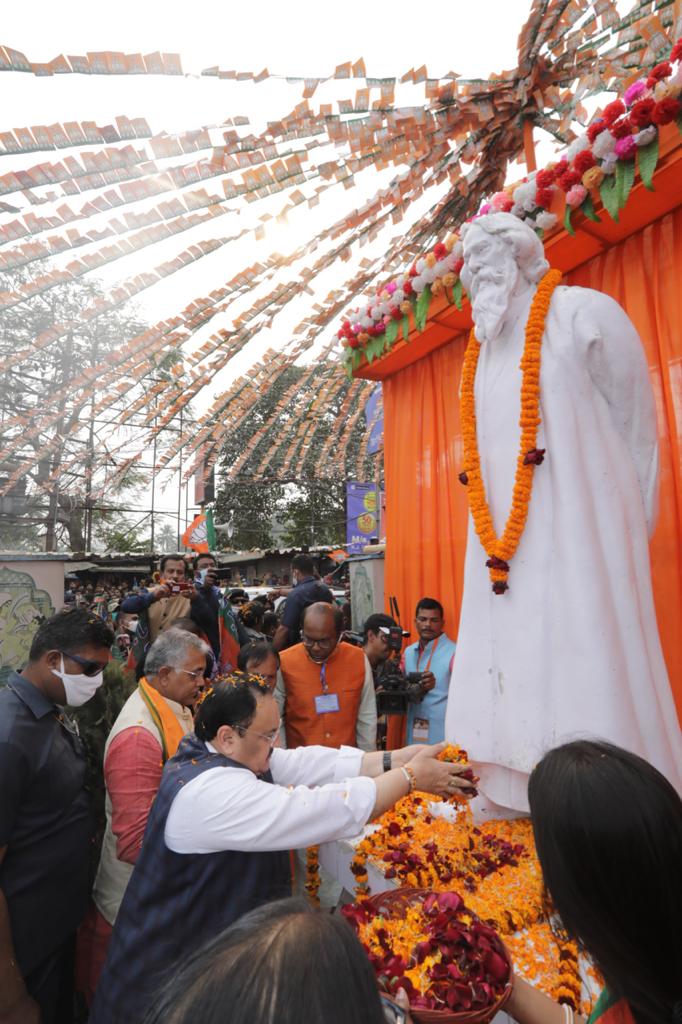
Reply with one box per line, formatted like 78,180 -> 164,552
138,677 -> 186,763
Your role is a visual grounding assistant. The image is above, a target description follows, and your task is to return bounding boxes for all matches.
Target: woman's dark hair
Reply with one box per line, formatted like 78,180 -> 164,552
142,897 -> 386,1024
238,601 -> 264,629
237,641 -> 280,672
29,608 -> 115,660
194,673 -> 271,742
528,740 -> 682,1024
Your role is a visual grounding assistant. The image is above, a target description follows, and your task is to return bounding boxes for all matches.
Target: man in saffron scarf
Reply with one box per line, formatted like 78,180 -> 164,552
76,628 -> 210,1004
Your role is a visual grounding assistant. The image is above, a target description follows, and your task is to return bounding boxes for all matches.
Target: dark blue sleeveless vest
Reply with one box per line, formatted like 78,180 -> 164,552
90,732 -> 291,1024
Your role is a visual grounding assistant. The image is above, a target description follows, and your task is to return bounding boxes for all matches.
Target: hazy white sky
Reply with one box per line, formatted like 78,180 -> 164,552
1,1 -> 616,539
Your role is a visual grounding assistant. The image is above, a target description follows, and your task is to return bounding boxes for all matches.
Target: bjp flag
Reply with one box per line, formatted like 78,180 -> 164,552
182,508 -> 216,553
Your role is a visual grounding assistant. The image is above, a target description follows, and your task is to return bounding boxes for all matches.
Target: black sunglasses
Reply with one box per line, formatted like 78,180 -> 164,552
58,650 -> 108,677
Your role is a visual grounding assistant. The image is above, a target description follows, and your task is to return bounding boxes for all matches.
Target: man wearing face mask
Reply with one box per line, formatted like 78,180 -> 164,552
0,609 -> 114,1024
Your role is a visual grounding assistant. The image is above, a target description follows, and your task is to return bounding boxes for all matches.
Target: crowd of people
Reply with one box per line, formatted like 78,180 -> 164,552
0,550 -> 680,1024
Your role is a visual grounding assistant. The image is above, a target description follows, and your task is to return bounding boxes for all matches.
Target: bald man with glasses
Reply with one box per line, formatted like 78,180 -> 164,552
275,602 -> 377,753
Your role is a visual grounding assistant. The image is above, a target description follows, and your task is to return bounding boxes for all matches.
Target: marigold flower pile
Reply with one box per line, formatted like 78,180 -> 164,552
342,890 -> 512,1014
344,746 -> 586,1011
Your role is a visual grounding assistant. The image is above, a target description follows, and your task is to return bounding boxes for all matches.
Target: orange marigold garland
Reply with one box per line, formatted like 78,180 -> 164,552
305,845 -> 321,906
459,268 -> 563,593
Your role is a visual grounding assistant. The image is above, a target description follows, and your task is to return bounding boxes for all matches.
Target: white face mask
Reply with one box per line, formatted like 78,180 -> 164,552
127,618 -> 139,633
52,655 -> 104,707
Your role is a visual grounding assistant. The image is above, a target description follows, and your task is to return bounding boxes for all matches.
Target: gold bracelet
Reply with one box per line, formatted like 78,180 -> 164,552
400,765 -> 417,793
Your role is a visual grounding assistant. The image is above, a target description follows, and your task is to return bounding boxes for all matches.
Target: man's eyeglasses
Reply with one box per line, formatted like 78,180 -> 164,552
58,651 -> 108,677
234,721 -> 281,746
301,634 -> 335,651
174,668 -> 205,681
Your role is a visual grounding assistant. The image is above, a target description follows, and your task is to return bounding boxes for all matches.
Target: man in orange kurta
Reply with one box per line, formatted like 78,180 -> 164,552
275,603 -> 376,752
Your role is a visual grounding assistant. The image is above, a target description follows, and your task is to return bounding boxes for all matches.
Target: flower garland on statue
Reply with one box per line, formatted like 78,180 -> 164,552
459,267 -> 563,594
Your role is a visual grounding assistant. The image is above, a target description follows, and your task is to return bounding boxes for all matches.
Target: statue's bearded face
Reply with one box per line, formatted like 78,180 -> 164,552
461,228 -> 519,344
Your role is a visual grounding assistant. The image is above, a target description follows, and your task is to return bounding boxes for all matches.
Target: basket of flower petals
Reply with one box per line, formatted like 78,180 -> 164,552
342,888 -> 512,1023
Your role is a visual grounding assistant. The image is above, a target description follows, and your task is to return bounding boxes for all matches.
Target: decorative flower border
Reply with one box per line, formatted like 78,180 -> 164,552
339,39 -> 682,375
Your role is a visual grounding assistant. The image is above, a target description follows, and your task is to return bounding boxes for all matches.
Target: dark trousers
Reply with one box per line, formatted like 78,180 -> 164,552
25,936 -> 76,1024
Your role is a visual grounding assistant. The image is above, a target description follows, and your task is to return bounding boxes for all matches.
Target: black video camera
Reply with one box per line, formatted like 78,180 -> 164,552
375,660 -> 426,716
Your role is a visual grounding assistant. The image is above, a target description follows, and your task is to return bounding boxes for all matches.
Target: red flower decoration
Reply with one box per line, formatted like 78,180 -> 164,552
602,99 -> 625,124
573,150 -> 596,175
610,117 -> 633,139
433,242 -> 447,259
553,158 -> 569,177
348,336 -> 360,349
523,448 -> 546,465
409,264 -> 418,277
453,257 -> 464,276
535,187 -> 553,209
486,555 -> 510,572
587,121 -> 607,143
647,61 -> 672,88
492,581 -> 509,595
535,168 -> 556,188
630,98 -> 656,127
557,169 -> 581,192
391,306 -> 402,321
671,39 -> 682,63
652,97 -> 682,125
403,280 -> 413,296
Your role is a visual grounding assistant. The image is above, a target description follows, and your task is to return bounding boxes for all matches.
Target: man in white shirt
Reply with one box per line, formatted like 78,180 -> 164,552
91,673 -> 474,1024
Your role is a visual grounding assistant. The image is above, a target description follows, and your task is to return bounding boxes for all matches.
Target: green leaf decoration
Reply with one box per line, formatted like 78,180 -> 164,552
452,277 -> 463,311
351,349 -> 364,372
616,158 -> 635,210
563,203 -> 575,236
365,335 -> 386,364
580,193 -> 601,222
600,174 -> 620,222
637,136 -> 659,191
384,319 -> 399,347
401,315 -> 410,341
415,285 -> 431,332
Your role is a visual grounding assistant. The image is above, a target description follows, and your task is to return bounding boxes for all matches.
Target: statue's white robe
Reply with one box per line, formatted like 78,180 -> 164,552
445,285 -> 682,811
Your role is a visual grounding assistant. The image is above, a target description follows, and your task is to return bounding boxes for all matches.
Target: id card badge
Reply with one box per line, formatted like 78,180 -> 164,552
412,717 -> 430,742
315,693 -> 340,714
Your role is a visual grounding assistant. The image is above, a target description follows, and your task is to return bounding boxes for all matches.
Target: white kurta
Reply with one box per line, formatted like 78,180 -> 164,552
445,285 -> 682,811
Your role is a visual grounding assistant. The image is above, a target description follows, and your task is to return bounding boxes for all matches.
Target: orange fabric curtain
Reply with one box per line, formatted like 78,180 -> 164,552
384,206 -> 682,723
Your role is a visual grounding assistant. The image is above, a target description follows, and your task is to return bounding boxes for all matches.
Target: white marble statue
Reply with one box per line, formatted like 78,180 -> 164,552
444,212 -> 682,813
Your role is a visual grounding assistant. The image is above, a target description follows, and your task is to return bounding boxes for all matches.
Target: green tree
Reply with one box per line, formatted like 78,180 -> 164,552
214,363 -> 381,551
280,479 -> 346,547
0,266 -> 155,551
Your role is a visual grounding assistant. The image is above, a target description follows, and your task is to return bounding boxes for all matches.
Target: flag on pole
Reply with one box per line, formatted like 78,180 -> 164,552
181,508 -> 217,553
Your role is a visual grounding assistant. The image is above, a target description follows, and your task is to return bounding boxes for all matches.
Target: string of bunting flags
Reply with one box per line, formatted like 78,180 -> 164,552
1,0 -> 680,501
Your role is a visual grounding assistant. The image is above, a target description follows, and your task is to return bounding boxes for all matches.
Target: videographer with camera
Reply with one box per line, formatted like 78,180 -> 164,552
403,598 -> 456,745
120,554 -> 221,668
362,613 -> 401,682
